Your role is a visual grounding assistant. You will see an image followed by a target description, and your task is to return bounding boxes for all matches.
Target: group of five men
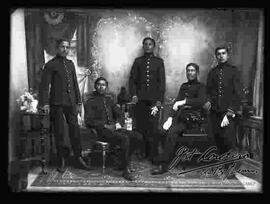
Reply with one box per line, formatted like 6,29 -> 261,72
38,37 -> 243,180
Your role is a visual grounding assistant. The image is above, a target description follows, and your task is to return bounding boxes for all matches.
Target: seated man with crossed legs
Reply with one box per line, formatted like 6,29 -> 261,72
152,63 -> 207,175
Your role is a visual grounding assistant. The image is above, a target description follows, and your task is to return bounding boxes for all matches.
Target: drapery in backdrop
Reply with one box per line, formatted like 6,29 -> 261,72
25,9 -> 78,92
25,9 -> 45,92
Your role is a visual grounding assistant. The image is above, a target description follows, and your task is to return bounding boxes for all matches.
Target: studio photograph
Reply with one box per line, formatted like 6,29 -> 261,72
8,7 -> 264,193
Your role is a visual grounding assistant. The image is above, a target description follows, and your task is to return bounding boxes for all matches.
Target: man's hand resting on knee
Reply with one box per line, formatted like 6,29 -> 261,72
163,117 -> 173,130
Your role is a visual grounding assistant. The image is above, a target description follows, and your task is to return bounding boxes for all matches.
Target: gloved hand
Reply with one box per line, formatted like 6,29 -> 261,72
115,122 -> 122,130
172,99 -> 186,111
203,101 -> 211,111
221,115 -> 230,127
151,106 -> 159,116
163,117 -> 173,130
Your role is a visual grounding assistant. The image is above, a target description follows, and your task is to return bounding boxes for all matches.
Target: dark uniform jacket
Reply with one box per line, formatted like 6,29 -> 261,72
38,54 -> 81,107
169,79 -> 207,118
129,53 -> 166,103
206,62 -> 243,114
84,91 -> 124,130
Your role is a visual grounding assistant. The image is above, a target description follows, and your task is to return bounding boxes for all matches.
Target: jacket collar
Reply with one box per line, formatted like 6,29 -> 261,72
187,79 -> 199,85
55,54 -> 67,61
217,61 -> 229,69
93,90 -> 106,97
144,53 -> 154,58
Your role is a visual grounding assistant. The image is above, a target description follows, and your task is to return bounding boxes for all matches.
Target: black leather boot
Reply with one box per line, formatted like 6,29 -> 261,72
74,156 -> 92,170
122,167 -> 135,181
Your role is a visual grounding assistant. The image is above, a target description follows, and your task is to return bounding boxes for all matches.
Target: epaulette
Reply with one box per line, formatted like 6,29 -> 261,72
153,56 -> 163,61
136,56 -> 144,60
182,81 -> 189,85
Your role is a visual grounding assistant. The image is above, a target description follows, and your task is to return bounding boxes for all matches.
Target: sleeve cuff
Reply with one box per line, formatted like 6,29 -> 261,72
227,108 -> 236,117
227,108 -> 235,114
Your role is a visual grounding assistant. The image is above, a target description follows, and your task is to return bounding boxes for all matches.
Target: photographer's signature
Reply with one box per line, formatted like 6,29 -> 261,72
168,146 -> 257,180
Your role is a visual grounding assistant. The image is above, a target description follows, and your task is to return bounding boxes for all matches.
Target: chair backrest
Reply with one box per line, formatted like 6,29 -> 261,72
174,106 -> 206,124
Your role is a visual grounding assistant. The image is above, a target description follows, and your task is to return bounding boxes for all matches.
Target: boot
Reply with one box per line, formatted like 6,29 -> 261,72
56,157 -> 66,173
74,156 -> 92,170
122,167 -> 135,181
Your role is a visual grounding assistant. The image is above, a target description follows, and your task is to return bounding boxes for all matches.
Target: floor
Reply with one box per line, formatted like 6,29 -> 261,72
25,159 -> 262,193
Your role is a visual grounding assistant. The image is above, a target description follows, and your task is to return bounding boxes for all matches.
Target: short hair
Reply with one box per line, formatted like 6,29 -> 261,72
186,63 -> 200,72
142,37 -> 156,47
55,38 -> 70,48
94,77 -> 108,89
215,46 -> 229,56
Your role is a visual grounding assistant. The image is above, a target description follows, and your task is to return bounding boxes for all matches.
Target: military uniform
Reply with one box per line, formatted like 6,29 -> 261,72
169,79 -> 207,118
39,54 -> 82,160
129,53 -> 166,160
206,62 -> 243,154
84,91 -> 143,169
157,80 -> 207,164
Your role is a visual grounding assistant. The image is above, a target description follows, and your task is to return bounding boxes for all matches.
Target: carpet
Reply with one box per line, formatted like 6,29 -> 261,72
31,160 -> 245,190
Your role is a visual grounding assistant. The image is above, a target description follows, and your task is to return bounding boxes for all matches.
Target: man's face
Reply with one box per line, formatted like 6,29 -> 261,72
216,48 -> 229,64
57,41 -> 70,57
143,39 -> 155,53
186,66 -> 198,81
96,80 -> 107,94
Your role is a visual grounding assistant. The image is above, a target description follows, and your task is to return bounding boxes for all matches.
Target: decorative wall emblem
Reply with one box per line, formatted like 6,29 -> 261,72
44,10 -> 64,25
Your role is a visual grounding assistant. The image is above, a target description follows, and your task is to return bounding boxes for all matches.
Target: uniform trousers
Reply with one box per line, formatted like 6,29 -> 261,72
50,105 -> 81,159
209,111 -> 237,154
134,100 -> 160,160
95,128 -> 143,168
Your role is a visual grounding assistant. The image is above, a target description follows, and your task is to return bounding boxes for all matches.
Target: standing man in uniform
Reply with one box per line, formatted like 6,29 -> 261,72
205,46 -> 243,155
38,38 -> 90,172
129,37 -> 166,162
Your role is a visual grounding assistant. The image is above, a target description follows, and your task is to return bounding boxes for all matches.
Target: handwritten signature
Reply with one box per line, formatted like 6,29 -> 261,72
168,146 -> 254,179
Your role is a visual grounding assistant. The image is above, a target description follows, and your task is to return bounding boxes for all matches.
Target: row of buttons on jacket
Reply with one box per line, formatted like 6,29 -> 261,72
146,58 -> 150,87
63,59 -> 72,94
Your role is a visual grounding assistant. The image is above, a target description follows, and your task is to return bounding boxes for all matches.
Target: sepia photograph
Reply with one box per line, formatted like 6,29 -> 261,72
9,7 -> 263,193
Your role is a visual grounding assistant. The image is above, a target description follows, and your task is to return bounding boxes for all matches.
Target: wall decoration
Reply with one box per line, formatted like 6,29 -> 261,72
44,10 -> 64,25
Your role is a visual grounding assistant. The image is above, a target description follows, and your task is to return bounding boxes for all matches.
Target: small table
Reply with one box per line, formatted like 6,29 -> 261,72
19,111 -> 52,174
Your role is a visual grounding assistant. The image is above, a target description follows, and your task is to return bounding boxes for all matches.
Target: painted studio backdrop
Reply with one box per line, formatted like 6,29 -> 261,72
10,8 -> 263,160
24,8 -> 261,98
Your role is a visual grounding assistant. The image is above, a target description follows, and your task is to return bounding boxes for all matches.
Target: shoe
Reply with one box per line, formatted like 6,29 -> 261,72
122,168 -> 135,181
151,164 -> 168,175
74,156 -> 92,170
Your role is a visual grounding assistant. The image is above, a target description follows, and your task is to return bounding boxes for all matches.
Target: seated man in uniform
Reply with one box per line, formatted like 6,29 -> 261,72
84,77 -> 143,181
151,63 -> 207,175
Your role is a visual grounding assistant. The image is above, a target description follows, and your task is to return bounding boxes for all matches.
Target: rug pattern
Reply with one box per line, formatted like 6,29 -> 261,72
31,160 -> 244,189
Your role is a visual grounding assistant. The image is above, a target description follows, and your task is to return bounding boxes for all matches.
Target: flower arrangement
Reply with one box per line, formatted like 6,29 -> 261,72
16,88 -> 38,113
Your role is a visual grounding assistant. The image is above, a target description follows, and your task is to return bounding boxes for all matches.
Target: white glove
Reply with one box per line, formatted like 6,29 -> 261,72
203,101 -> 211,111
163,117 -> 173,130
172,99 -> 186,111
115,122 -> 122,130
221,115 -> 230,127
151,106 -> 159,116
